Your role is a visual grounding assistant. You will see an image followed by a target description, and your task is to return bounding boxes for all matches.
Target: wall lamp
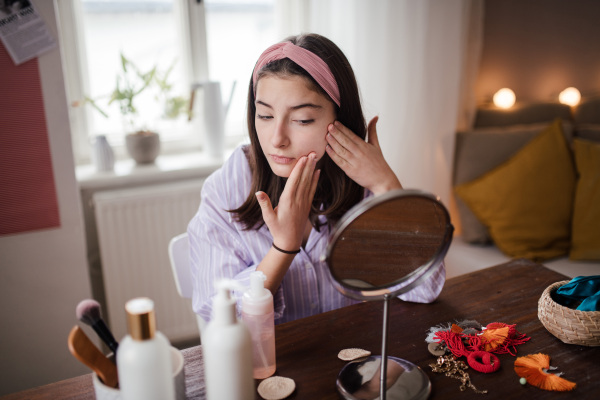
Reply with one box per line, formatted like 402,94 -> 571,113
493,88 -> 516,109
558,87 -> 581,107
491,87 -> 582,109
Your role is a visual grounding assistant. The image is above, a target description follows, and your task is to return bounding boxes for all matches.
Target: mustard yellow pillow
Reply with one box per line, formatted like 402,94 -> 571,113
455,119 -> 576,261
570,138 -> 600,260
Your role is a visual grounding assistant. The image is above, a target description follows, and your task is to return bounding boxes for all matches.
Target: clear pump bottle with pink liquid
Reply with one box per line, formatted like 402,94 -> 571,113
242,271 -> 276,379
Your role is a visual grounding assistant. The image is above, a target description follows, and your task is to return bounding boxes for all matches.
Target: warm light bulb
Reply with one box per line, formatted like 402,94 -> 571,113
493,88 -> 516,109
559,87 -> 581,107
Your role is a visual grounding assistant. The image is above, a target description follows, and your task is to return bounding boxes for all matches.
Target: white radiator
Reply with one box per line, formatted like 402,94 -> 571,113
93,179 -> 204,343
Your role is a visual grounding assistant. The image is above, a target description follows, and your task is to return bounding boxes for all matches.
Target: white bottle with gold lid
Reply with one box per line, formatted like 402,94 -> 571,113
117,297 -> 175,400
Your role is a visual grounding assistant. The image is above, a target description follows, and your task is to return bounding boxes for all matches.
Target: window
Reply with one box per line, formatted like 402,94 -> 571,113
57,0 -> 275,164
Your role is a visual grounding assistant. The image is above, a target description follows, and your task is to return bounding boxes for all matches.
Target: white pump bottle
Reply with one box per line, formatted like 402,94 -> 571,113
242,271 -> 276,379
203,279 -> 254,400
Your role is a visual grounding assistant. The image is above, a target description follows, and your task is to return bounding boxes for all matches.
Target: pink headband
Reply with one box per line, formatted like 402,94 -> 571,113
252,41 -> 341,107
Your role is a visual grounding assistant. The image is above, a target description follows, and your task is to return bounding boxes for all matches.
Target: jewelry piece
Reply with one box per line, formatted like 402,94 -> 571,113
514,353 -> 576,392
429,355 -> 488,394
272,243 -> 301,255
467,351 -> 500,373
428,342 -> 446,356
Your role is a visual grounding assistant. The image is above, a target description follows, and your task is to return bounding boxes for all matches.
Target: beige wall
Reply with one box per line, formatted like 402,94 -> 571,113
476,0 -> 600,104
0,1 -> 94,396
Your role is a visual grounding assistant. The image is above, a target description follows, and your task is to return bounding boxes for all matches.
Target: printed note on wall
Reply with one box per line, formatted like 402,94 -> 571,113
0,1 -> 56,66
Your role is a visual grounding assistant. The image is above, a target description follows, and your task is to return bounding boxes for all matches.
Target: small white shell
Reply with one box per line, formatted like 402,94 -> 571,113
257,376 -> 296,400
338,348 -> 371,361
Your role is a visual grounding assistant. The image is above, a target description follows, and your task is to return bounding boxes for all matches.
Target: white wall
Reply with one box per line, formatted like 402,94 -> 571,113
0,0 -> 94,395
277,0 -> 477,206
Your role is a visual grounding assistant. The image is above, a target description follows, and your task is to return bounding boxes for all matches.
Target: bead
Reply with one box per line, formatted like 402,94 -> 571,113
520,377 -> 527,385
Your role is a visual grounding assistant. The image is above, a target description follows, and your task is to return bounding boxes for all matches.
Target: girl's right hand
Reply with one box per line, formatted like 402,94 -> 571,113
255,153 -> 320,251
326,116 -> 402,195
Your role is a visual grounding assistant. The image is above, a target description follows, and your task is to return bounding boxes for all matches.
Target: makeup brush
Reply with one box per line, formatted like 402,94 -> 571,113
76,299 -> 119,355
68,325 -> 119,388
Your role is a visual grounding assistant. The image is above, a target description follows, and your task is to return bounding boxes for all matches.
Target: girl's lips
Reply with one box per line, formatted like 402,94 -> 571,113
270,154 -> 295,164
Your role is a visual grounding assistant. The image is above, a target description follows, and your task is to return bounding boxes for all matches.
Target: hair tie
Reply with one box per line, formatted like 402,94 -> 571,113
467,351 -> 500,373
272,243 -> 301,255
252,41 -> 340,107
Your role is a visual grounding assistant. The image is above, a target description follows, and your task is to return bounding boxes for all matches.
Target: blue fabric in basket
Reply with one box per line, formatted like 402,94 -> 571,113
554,275 -> 600,311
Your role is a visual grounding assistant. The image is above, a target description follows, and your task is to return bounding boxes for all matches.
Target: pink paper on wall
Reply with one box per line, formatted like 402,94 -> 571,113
0,41 -> 60,235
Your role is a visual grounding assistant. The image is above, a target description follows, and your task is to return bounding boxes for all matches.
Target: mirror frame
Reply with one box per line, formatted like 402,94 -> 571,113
324,189 -> 454,301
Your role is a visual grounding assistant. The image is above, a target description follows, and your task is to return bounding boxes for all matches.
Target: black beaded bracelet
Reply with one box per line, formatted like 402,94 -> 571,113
272,242 -> 301,255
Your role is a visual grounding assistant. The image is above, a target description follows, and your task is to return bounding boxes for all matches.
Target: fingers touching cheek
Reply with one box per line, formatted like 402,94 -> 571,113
324,122 -> 338,151
313,148 -> 327,162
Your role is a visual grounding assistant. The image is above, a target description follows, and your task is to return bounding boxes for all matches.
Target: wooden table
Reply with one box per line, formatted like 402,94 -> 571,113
4,259 -> 598,399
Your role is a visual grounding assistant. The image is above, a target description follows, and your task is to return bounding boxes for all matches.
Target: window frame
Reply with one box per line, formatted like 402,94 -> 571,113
55,0 -> 209,165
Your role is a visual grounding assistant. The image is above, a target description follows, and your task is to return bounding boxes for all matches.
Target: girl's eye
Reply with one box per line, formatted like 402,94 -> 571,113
257,114 -> 273,120
296,119 -> 314,125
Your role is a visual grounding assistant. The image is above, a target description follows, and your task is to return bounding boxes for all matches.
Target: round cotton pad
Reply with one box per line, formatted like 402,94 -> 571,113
337,348 -> 371,361
257,376 -> 296,400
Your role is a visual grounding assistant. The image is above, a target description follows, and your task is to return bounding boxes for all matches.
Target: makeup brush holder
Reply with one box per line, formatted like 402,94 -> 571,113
93,346 -> 186,400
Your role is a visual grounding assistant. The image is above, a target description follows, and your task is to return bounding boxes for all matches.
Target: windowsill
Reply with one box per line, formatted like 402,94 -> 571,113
76,149 -> 228,190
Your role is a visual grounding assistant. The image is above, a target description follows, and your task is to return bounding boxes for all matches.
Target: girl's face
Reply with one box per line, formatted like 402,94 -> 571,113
255,74 -> 336,178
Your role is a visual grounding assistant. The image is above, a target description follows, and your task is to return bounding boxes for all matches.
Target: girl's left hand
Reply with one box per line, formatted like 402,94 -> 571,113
326,116 -> 402,195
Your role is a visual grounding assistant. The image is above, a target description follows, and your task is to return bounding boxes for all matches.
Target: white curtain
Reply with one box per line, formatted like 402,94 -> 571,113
276,0 -> 483,208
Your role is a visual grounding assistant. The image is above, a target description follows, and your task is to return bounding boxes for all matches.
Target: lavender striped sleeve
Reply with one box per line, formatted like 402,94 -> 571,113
188,146 -> 277,323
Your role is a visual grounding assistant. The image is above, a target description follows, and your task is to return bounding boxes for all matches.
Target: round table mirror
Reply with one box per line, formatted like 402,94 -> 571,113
325,189 -> 454,400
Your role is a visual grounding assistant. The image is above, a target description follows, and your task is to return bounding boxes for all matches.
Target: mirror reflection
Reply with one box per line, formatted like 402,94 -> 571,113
338,356 -> 431,400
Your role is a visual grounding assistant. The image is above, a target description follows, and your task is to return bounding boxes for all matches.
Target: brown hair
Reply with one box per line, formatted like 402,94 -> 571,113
231,33 -> 366,230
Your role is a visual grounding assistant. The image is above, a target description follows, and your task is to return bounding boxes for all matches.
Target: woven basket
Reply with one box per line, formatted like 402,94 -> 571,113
538,280 -> 600,346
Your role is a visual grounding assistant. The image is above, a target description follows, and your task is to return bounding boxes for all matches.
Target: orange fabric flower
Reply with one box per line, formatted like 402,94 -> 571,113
480,326 -> 509,352
514,353 -> 576,391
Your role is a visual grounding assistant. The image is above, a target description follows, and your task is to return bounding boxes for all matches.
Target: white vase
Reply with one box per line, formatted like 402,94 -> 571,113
202,82 -> 226,159
93,135 -> 115,172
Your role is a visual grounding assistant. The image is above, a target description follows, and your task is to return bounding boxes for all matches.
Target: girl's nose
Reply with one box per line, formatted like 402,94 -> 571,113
271,121 -> 290,148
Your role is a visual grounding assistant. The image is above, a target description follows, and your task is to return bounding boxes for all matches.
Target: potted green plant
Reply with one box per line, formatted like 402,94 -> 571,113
75,53 -> 189,164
